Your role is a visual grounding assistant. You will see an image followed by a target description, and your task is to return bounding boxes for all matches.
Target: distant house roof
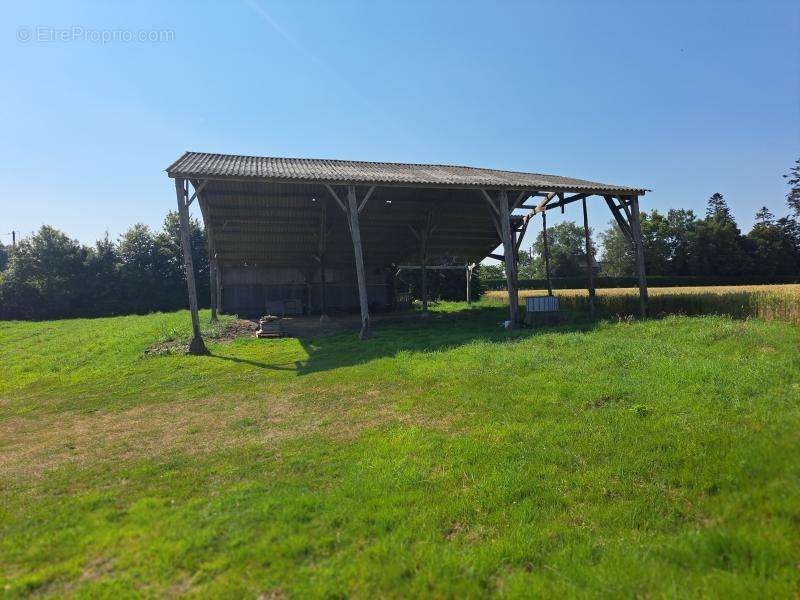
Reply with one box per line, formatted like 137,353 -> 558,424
166,152 -> 647,195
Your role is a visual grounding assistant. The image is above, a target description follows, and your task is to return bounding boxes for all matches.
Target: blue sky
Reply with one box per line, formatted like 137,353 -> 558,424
2,0 -> 798,253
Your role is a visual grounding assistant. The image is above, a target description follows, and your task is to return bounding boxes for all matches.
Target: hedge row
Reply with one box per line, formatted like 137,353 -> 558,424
479,275 -> 800,291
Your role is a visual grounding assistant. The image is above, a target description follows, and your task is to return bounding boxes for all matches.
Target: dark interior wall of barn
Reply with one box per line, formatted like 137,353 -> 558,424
201,181 -> 505,318
220,265 -> 392,316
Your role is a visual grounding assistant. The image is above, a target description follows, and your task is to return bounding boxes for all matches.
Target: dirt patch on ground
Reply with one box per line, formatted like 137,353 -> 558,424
145,319 -> 258,355
0,387 -> 453,481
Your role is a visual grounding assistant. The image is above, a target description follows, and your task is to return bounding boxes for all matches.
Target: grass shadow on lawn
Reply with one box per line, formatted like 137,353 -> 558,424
219,304 -> 601,376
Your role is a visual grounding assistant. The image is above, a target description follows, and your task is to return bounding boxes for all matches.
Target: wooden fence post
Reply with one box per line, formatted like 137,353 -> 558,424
174,178 -> 208,355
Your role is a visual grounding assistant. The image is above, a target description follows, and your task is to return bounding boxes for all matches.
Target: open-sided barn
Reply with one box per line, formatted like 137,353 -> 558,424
166,152 -> 649,353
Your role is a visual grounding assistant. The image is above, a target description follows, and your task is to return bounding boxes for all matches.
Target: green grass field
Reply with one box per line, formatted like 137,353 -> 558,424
1,303 -> 799,598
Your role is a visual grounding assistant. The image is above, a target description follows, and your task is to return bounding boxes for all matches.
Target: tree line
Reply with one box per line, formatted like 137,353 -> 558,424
0,213 -> 209,320
2,160 -> 798,320
482,160 -> 800,282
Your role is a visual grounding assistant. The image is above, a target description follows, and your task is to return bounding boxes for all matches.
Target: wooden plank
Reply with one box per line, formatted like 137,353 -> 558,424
174,178 -> 208,355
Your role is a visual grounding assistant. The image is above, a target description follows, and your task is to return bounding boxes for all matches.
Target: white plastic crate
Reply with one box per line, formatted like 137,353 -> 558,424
525,296 -> 559,313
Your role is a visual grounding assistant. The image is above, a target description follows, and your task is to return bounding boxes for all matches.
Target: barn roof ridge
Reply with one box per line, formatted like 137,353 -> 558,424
166,151 -> 648,194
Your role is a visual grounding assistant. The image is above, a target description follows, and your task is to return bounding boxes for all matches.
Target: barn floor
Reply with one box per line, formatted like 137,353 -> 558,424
259,310 -> 425,338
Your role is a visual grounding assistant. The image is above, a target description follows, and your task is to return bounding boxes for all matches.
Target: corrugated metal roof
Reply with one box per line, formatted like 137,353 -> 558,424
166,152 -> 647,194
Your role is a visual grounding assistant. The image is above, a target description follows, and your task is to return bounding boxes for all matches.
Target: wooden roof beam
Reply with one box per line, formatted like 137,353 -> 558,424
535,192 -> 592,214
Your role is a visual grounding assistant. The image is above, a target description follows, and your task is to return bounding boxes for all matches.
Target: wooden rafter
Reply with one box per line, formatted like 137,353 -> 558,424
358,186 -> 376,213
324,184 -> 347,213
532,191 -> 557,213
186,179 -> 208,207
604,195 -> 633,241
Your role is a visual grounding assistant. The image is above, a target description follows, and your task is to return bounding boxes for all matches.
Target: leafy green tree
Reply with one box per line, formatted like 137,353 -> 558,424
118,223 -> 165,313
599,221 -> 634,276
0,226 -> 90,319
0,243 -> 8,271
687,193 -> 751,276
784,158 -> 800,217
85,233 -> 121,315
641,209 -> 697,275
479,262 -> 504,279
515,247 -> 541,279
746,207 -> 800,276
157,211 -> 209,309
531,221 -> 594,277
706,192 -> 733,221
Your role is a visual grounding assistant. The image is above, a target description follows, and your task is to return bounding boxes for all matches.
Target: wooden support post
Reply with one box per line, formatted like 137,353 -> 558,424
174,178 -> 208,355
196,190 -> 218,322
466,263 -> 474,305
209,254 -> 218,322
420,259 -> 428,314
216,263 -> 223,314
319,201 -> 329,321
346,185 -> 371,339
629,195 -> 649,318
495,190 -> 519,326
581,197 -> 596,317
541,211 -> 553,297
419,211 -> 432,316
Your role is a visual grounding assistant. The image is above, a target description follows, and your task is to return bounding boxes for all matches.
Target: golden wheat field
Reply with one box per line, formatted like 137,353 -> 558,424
486,284 -> 800,325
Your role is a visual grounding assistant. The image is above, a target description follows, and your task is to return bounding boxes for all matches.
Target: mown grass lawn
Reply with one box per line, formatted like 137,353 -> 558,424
1,304 -> 799,598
